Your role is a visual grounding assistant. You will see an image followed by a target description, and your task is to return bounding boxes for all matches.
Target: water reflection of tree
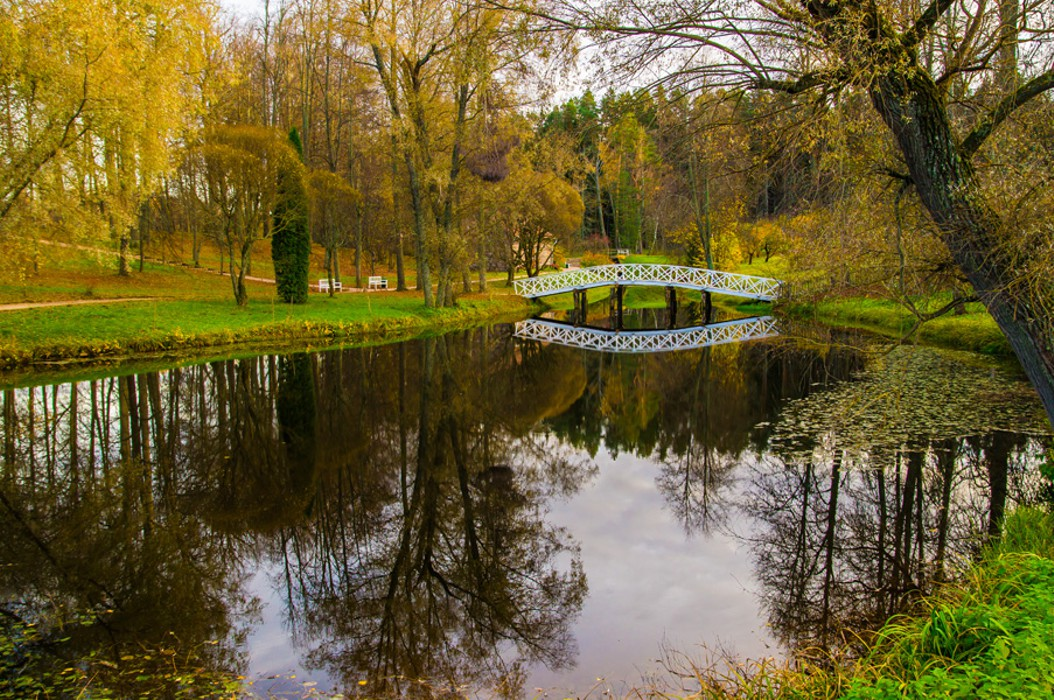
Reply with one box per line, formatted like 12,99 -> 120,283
748,347 -> 1051,654
275,332 -> 591,698
543,333 -> 865,535
0,373 -> 252,695
0,327 -> 594,696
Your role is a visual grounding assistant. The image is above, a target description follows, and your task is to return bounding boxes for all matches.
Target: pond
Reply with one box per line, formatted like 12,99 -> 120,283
1,312 -> 1051,698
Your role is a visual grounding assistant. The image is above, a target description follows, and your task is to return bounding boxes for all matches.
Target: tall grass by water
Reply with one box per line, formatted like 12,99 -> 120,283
646,506 -> 1054,700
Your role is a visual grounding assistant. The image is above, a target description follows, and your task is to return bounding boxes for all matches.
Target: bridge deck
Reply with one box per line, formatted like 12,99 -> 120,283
514,316 -> 779,354
512,264 -> 783,301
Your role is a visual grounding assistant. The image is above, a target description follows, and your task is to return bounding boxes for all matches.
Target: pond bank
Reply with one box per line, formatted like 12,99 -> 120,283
715,506 -> 1054,699
0,292 -> 531,377
784,296 -> 1011,357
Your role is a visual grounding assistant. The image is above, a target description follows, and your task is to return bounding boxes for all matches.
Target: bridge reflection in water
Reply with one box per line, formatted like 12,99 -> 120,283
514,316 -> 779,354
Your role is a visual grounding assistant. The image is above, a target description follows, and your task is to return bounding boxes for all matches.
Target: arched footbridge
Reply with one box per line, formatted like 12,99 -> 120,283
512,264 -> 784,301
514,316 -> 779,354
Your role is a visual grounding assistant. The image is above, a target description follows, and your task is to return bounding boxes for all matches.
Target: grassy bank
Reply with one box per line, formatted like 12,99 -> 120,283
784,297 -> 1010,357
0,291 -> 530,375
0,241 -> 532,375
838,507 -> 1054,699
728,258 -> 1011,357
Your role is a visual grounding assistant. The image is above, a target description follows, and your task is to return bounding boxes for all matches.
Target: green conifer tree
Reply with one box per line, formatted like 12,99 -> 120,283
272,128 -> 310,303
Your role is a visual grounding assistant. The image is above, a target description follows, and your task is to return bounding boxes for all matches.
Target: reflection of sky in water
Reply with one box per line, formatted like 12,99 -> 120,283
241,442 -> 772,697
244,568 -> 318,695
529,445 -> 772,694
7,334 -> 1048,699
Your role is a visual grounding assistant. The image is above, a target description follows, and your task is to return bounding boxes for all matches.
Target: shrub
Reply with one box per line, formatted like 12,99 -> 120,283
580,252 -> 612,267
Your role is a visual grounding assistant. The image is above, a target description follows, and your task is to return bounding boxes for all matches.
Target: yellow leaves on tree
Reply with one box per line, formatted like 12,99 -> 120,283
306,168 -> 361,282
0,0 -> 216,277
196,125 -> 302,306
500,167 -> 584,277
669,201 -> 744,271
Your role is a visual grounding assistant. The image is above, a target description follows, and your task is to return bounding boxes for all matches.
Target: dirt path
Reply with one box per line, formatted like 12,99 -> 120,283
0,297 -> 156,312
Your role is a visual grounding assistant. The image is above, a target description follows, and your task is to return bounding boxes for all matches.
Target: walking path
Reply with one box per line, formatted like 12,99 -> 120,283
0,297 -> 156,312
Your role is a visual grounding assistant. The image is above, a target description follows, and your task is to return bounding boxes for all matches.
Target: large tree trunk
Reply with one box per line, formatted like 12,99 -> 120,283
406,157 -> 432,306
870,73 -> 1054,426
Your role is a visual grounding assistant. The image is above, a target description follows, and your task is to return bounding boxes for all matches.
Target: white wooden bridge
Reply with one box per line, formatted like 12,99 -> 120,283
514,316 -> 779,354
512,264 -> 783,301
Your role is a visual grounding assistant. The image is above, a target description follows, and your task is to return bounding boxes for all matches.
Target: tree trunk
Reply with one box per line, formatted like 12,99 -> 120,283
408,158 -> 432,306
871,74 -> 1054,426
355,207 -> 363,290
594,160 -> 606,242
118,233 -> 130,277
138,203 -> 147,273
687,151 -> 714,269
230,240 -> 249,306
434,84 -> 470,308
391,132 -> 408,292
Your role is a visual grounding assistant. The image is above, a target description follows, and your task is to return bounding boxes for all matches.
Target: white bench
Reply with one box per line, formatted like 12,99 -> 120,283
367,276 -> 388,290
318,278 -> 342,293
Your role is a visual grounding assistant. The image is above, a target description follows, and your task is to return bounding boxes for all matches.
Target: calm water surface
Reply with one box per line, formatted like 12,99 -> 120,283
1,315 -> 1050,697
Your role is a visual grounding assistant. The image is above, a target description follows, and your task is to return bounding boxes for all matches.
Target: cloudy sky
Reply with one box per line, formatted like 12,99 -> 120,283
219,0 -> 262,19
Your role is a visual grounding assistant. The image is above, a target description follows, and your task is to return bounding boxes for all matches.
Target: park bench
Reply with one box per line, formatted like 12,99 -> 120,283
368,276 -> 388,290
318,278 -> 342,293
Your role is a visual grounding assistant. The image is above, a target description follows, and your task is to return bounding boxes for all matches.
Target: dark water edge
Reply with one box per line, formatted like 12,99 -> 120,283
1,318 -> 1050,698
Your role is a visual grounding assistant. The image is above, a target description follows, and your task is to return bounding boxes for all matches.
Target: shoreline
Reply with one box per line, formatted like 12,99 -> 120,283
0,294 -> 533,386
0,281 -> 1018,387
781,297 -> 1012,357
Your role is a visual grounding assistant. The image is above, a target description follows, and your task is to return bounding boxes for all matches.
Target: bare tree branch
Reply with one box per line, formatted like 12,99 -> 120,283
961,66 -> 1054,157
900,0 -> 958,50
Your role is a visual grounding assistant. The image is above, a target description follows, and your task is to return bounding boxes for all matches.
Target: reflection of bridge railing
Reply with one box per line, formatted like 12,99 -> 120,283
514,316 -> 779,354
512,264 -> 783,301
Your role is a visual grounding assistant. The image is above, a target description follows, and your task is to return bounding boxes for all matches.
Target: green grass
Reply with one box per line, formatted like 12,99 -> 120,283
0,291 -> 530,373
839,507 -> 1054,700
788,296 -> 1010,356
733,256 -> 794,281
729,255 -> 1009,356
624,253 -> 676,265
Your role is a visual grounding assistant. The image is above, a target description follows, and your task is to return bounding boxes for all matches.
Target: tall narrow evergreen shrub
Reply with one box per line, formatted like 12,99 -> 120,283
272,128 -> 310,303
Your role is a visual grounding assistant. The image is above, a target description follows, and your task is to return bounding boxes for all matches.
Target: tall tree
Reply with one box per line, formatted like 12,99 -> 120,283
358,0 -> 539,307
272,128 -> 311,303
0,0 -> 215,277
306,168 -> 360,290
198,125 -> 301,306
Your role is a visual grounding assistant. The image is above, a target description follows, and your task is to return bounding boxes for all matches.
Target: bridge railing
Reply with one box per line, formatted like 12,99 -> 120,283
512,264 -> 783,300
513,316 -> 779,354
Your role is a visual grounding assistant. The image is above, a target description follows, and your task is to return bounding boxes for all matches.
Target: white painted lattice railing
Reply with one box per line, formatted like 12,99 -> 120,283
514,317 -> 779,354
512,264 -> 783,301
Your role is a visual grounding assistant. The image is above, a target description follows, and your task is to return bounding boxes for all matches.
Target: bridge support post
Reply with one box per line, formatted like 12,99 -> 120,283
573,289 -> 588,325
665,286 -> 677,329
609,285 -> 625,330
